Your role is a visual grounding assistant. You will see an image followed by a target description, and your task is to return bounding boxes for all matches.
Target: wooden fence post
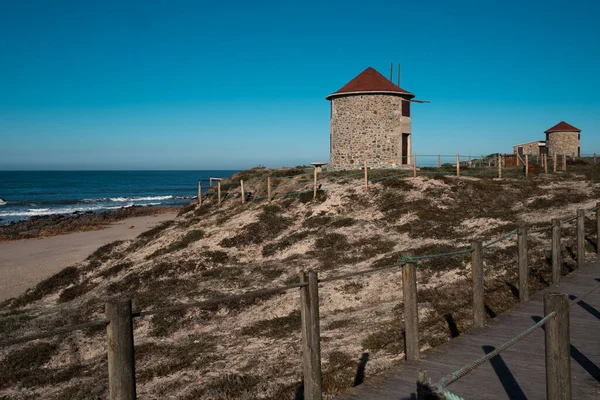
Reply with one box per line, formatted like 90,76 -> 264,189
577,209 -> 585,269
552,219 -> 561,284
364,161 -> 368,191
437,154 -> 441,169
544,154 -> 548,174
498,155 -> 502,178
456,153 -> 460,177
472,241 -> 484,329
525,154 -> 529,178
596,202 -> 600,256
197,181 -> 202,207
240,180 -> 245,204
544,293 -> 571,400
594,153 -> 597,164
267,177 -> 271,203
553,153 -> 557,173
106,299 -> 136,400
517,226 -> 529,302
313,168 -> 318,200
413,154 -> 417,177
300,271 -> 323,400
403,263 -> 419,361
562,154 -> 566,171
217,181 -> 222,206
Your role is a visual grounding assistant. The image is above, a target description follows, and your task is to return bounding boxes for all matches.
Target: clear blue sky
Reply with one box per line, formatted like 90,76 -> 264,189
1,0 -> 599,170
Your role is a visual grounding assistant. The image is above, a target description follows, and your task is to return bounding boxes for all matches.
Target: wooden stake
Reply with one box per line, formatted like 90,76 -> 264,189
525,154 -> 529,178
197,181 -> 202,207
300,271 -> 323,400
552,219 -> 561,284
456,153 -> 460,177
106,299 -> 136,400
562,154 -> 567,171
267,177 -> 271,203
553,153 -> 557,173
217,181 -> 221,206
544,154 -> 548,174
472,241 -> 484,329
518,226 -> 529,301
498,155 -> 502,178
577,209 -> 585,269
437,154 -> 441,168
403,263 -> 419,361
364,161 -> 368,191
240,180 -> 245,204
413,153 -> 417,177
313,168 -> 318,200
544,293 -> 571,400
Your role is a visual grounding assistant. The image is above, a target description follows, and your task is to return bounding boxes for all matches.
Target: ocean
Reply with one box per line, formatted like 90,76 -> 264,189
0,170 -> 237,225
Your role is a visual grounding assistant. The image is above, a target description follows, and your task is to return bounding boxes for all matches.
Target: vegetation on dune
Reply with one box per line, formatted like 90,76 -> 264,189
1,163 -> 599,399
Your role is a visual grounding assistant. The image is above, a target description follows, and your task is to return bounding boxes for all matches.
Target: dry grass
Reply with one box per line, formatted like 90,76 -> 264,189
1,167 -> 599,399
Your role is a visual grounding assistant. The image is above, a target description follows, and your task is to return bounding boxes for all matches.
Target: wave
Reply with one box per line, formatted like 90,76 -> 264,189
0,203 -> 137,218
0,199 -> 6,206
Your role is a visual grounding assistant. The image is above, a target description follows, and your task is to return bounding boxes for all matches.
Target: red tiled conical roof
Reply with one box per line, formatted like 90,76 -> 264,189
544,121 -> 581,133
326,67 -> 415,100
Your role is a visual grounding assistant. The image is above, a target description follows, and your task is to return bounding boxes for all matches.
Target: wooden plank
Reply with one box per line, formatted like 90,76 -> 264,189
472,241 -> 484,328
518,225 -> 529,301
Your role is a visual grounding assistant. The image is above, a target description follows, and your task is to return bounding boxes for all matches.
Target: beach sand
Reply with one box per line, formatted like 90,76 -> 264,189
0,212 -> 176,302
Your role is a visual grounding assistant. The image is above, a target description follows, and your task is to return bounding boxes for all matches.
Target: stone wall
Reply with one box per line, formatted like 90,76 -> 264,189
329,94 -> 411,170
513,141 -> 541,155
546,131 -> 580,156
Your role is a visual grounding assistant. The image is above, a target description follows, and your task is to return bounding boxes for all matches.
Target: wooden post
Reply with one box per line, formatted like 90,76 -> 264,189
267,177 -> 271,203
577,209 -> 585,269
594,153 -> 597,164
413,154 -> 417,177
364,161 -> 368,191
597,202 -> 600,256
240,180 -> 245,204
437,154 -> 441,169
313,168 -> 318,200
553,153 -> 557,173
217,181 -> 221,206
544,154 -> 548,174
403,263 -> 419,361
300,271 -> 323,400
106,299 -> 136,400
417,369 -> 431,400
544,293 -> 571,400
562,154 -> 566,171
525,154 -> 529,178
517,226 -> 529,302
197,181 -> 202,207
498,155 -> 502,178
471,241 -> 484,329
552,219 -> 561,284
456,153 -> 460,177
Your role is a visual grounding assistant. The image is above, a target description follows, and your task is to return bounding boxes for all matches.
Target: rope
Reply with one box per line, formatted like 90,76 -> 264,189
397,248 -> 472,264
0,318 -> 109,348
569,281 -> 600,306
318,263 -> 401,284
436,310 -> 556,392
135,282 -> 308,317
482,230 -> 517,248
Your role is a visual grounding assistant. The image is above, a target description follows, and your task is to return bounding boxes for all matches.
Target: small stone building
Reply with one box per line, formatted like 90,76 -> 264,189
326,67 -> 415,170
513,121 -> 581,157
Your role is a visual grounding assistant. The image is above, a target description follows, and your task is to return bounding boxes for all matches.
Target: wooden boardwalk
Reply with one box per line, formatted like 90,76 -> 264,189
335,261 -> 600,400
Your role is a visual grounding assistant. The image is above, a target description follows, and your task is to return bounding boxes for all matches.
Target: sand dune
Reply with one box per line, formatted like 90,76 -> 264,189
0,212 -> 176,301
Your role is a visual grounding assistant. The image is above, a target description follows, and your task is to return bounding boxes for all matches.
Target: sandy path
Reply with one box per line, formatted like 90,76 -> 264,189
0,212 -> 176,302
